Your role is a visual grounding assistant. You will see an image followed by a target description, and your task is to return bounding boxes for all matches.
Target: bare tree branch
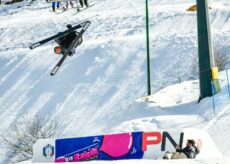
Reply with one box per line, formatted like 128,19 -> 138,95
1,115 -> 58,163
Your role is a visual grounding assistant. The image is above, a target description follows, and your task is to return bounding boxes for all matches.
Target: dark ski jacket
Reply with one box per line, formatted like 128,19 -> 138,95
176,145 -> 198,159
80,0 -> 88,7
56,32 -> 78,49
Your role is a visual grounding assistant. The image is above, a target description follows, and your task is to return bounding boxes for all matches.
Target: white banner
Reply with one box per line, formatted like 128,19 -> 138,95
33,129 -> 222,163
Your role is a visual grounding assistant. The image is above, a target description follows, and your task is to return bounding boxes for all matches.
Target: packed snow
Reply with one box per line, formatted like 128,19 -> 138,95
0,0 -> 230,163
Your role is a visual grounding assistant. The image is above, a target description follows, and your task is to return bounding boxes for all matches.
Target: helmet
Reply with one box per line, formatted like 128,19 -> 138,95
54,46 -> 62,54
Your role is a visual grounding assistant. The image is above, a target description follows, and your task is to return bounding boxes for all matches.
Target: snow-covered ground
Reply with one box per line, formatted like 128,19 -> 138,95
0,0 -> 230,163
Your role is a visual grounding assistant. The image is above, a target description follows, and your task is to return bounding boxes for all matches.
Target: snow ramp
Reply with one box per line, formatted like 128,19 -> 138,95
33,128 -> 222,163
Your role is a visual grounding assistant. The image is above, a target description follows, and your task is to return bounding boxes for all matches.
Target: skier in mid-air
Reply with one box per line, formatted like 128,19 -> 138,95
29,21 -> 91,76
54,24 -> 83,56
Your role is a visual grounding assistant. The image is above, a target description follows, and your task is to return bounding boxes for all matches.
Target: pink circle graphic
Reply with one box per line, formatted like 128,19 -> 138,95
100,133 -> 133,158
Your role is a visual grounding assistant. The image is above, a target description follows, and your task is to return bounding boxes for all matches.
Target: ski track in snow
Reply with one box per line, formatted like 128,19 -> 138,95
0,0 -> 230,163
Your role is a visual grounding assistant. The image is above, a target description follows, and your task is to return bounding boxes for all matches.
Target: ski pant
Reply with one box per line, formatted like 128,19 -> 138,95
52,2 -> 61,11
79,0 -> 88,7
52,2 -> 56,11
163,151 -> 187,160
57,2 -> 60,9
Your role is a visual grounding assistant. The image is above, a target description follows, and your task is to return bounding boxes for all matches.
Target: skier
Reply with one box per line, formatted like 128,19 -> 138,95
163,139 -> 200,160
63,1 -> 74,10
57,1 -> 61,10
52,2 -> 61,12
176,139 -> 199,159
52,2 -> 56,11
30,21 -> 91,75
54,24 -> 83,56
62,1 -> 69,11
79,0 -> 88,7
70,1 -> 74,8
75,0 -> 80,12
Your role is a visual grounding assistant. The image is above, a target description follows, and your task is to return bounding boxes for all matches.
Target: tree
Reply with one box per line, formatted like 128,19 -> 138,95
215,48 -> 229,71
190,55 -> 199,78
1,115 -> 59,163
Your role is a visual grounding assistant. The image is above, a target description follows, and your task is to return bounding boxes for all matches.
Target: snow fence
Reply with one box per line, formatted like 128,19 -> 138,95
33,128 -> 222,163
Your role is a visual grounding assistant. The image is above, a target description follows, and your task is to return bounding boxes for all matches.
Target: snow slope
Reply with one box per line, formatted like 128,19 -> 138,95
0,0 -> 230,163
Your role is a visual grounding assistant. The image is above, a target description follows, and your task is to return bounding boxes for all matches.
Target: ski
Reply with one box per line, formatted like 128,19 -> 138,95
73,4 -> 95,15
54,7 -> 76,15
29,21 -> 90,49
50,54 -> 68,76
49,6 -> 83,14
46,0 -> 74,2
55,4 -> 95,15
50,21 -> 91,76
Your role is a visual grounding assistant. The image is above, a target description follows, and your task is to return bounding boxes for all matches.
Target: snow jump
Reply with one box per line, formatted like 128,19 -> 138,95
29,20 -> 91,76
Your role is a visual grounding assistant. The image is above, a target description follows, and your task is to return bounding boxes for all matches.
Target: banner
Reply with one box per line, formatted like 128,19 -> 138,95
55,132 -> 143,162
33,129 -> 222,163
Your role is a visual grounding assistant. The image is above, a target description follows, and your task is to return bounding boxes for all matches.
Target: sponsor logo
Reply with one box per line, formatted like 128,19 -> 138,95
43,144 -> 55,159
73,146 -> 99,161
142,131 -> 184,151
55,143 -> 100,162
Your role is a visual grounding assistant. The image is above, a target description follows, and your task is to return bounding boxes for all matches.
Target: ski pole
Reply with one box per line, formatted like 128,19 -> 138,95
211,81 -> 216,114
226,69 -> 230,99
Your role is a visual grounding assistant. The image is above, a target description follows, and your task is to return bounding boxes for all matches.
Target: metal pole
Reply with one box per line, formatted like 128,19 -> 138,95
145,0 -> 151,95
197,0 -> 218,101
226,69 -> 230,98
211,81 -> 216,114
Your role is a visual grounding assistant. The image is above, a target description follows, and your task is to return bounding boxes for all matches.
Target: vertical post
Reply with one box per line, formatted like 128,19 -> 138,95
197,0 -> 220,101
145,0 -> 151,95
211,81 -> 216,114
226,69 -> 230,98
